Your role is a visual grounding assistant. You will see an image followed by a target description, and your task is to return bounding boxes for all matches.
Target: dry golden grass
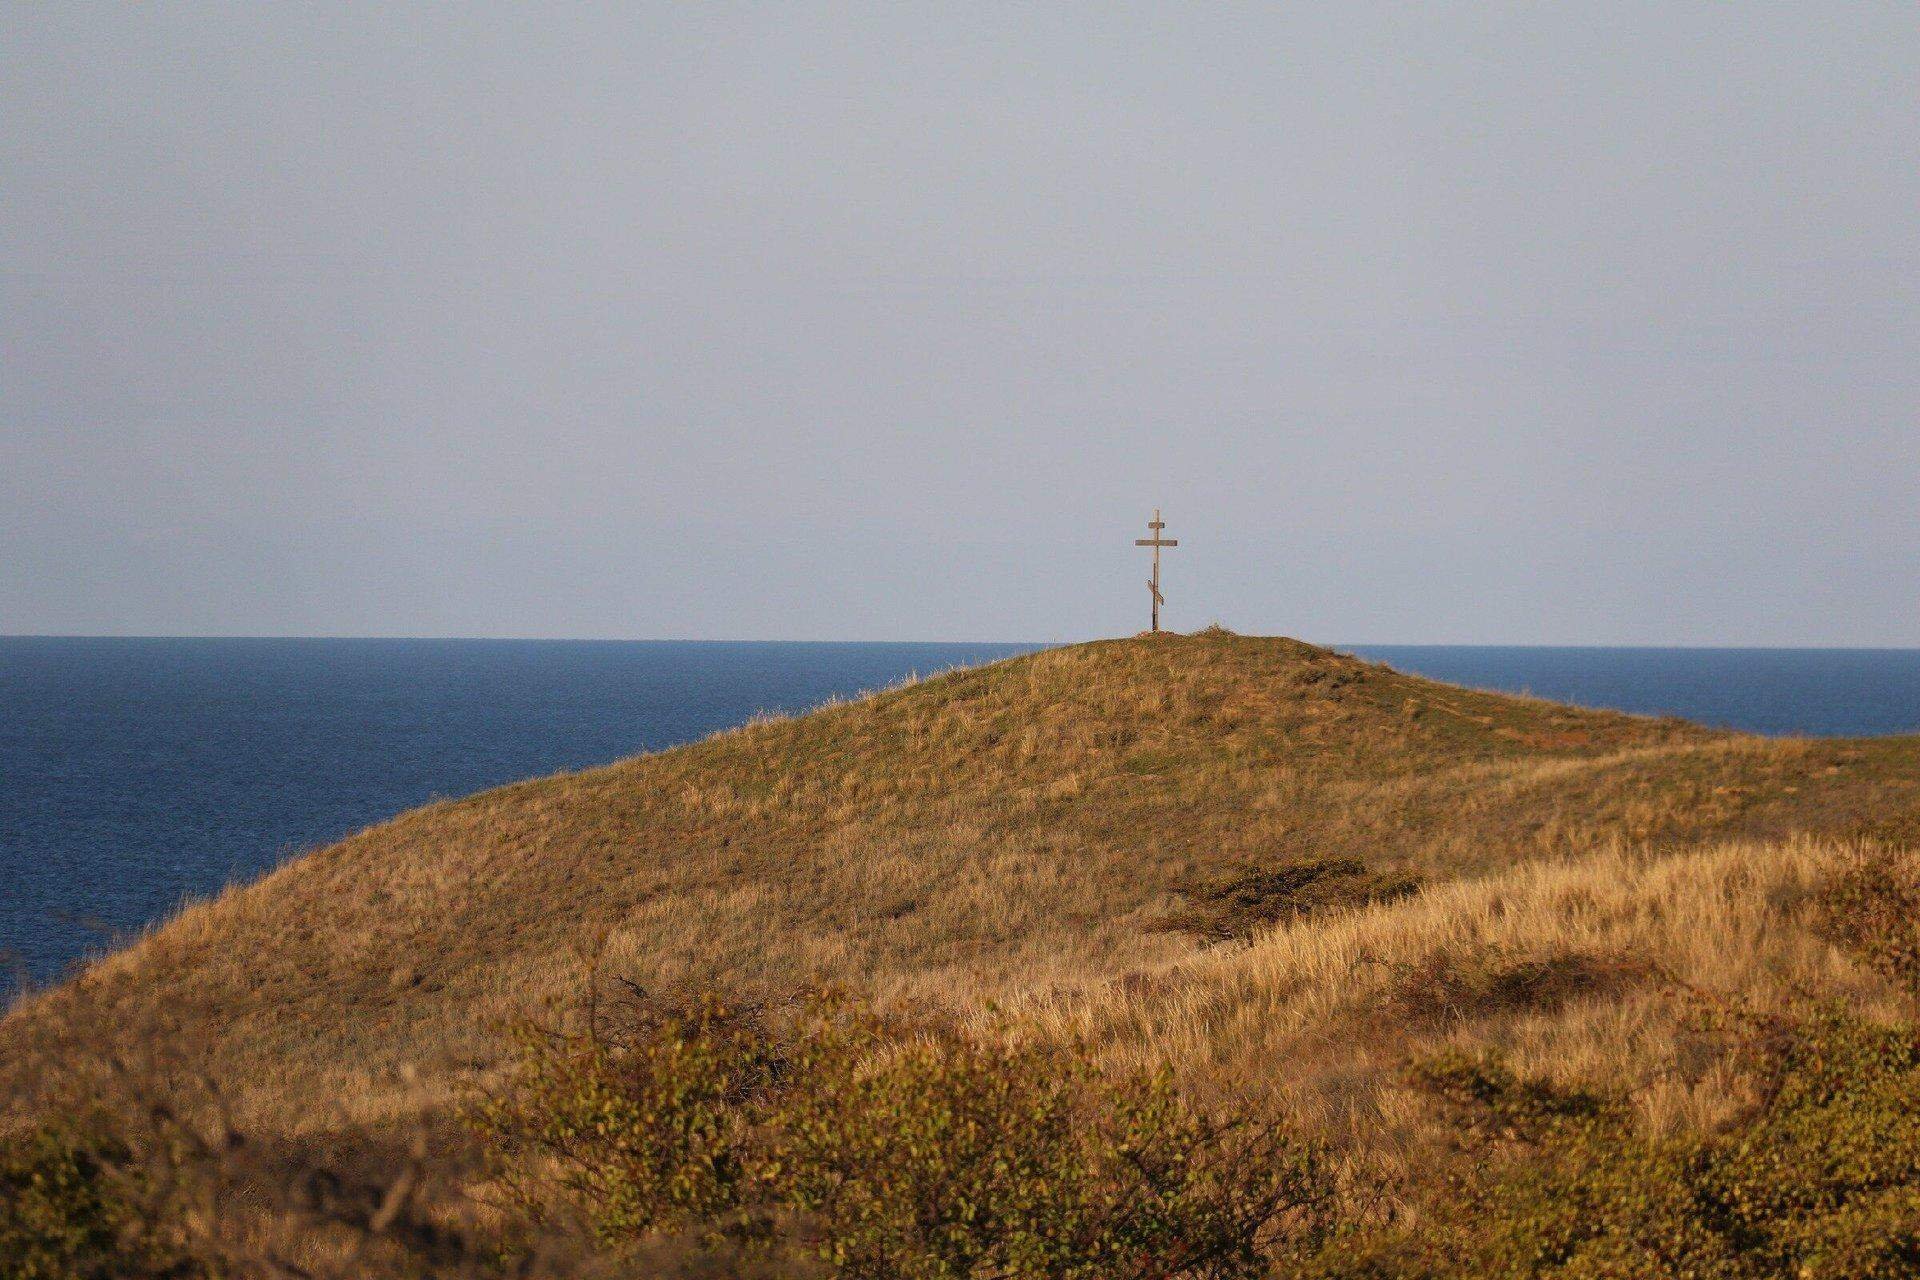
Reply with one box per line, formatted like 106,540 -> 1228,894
6,630 -> 1920,1163
1014,836 -> 1914,1190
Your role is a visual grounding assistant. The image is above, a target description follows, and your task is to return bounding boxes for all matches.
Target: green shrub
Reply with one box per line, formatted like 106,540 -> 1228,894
1819,846 -> 1920,993
1327,1010 -> 1920,1279
473,989 -> 1332,1278
472,992 -> 785,1242
1700,1010 -> 1920,1279
770,1020 -> 1327,1279
0,1123 -> 192,1280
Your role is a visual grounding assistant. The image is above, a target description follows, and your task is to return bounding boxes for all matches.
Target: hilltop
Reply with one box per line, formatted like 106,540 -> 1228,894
8,632 -> 1916,1122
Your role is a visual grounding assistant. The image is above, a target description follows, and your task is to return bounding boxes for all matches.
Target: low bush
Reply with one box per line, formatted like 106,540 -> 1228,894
473,987 -> 1333,1279
1321,1008 -> 1920,1279
1819,846 -> 1920,993
772,1024 -> 1328,1279
473,990 -> 786,1243
0,1122 -> 195,1280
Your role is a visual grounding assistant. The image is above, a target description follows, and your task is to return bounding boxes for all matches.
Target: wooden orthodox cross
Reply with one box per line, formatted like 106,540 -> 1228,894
1134,509 -> 1178,633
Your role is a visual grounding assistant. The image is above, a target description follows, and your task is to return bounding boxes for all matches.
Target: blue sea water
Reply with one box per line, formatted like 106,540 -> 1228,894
4,637 -> 1920,992
0,638 -> 1038,990
1344,647 -> 1920,739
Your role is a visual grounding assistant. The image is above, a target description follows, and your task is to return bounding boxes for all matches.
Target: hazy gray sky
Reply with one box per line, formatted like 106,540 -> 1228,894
4,4 -> 1916,643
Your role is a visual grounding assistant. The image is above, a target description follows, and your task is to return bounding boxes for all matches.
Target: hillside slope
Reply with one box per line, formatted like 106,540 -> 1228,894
8,632 -> 1920,1133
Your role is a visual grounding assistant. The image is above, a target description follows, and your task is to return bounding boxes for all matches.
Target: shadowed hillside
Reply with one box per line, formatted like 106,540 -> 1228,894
9,630 -> 1920,1141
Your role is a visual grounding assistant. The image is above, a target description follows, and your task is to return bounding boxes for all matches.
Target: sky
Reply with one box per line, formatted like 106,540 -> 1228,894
3,4 -> 1917,645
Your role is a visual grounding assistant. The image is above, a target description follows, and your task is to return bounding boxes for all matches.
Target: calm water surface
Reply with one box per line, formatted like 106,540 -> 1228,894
5,638 -> 1920,991
0,638 -> 1038,989
1346,646 -> 1920,738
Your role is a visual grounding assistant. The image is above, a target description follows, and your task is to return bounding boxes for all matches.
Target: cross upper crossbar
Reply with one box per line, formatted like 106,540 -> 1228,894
1134,508 -> 1177,632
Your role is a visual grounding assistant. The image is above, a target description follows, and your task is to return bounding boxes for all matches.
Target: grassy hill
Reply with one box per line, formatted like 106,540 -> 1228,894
9,631 -> 1920,1276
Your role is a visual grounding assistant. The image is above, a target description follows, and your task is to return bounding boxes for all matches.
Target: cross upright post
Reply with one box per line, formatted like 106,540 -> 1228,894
1134,508 -> 1178,633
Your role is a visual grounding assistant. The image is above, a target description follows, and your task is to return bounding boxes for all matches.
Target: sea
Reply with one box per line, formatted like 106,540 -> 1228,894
5,637 -> 1920,992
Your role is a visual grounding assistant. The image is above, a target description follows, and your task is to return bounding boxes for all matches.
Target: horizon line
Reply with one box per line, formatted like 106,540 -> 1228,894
7,633 -> 1920,653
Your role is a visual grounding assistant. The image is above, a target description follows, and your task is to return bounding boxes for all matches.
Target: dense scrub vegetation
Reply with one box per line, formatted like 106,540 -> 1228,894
1305,843 -> 1920,1278
474,989 -> 1332,1278
0,1125 -> 184,1280
1313,1009 -> 1920,1278
2,989 -> 1331,1279
13,986 -> 1920,1277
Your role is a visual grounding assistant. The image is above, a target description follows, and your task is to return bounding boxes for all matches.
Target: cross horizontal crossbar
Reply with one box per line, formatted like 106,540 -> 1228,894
1135,538 -> 1178,547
